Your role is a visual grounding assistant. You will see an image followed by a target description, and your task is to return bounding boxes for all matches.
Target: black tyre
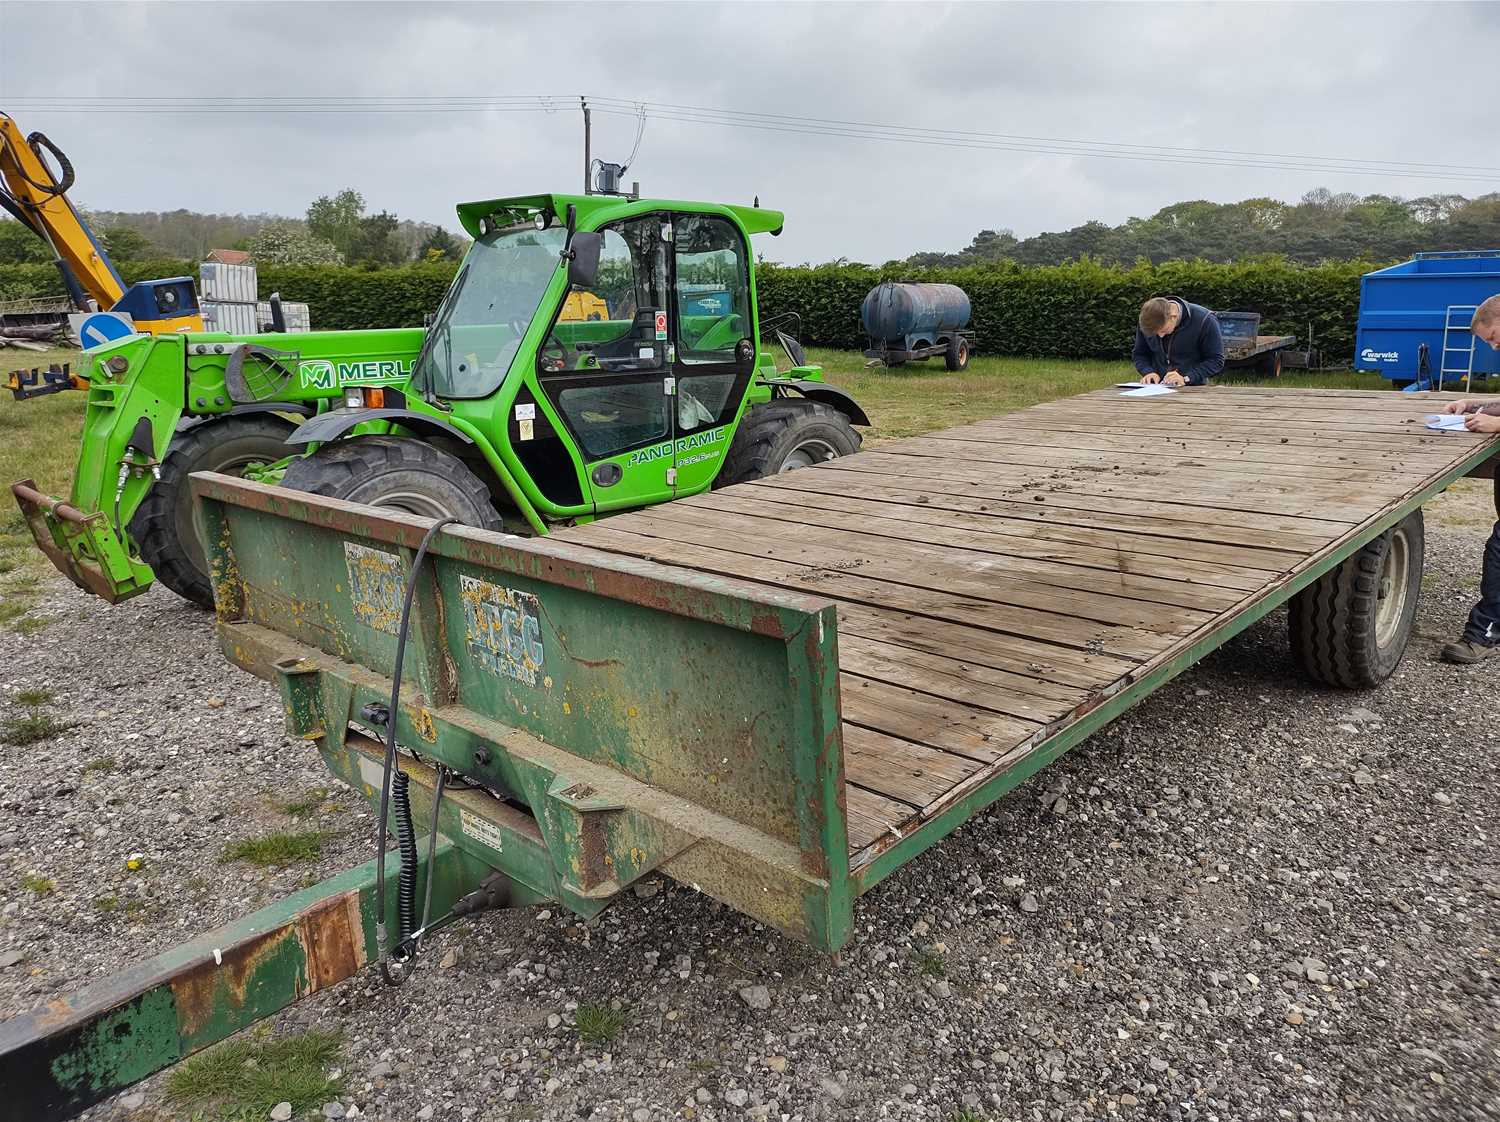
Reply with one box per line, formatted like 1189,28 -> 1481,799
1257,350 -> 1283,378
945,335 -> 971,372
1288,510 -> 1424,689
715,400 -> 862,487
130,413 -> 296,608
279,436 -> 504,531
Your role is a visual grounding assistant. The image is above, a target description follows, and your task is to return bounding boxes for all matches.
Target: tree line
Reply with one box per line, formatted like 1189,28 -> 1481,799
902,189 -> 1500,268
0,188 -> 468,269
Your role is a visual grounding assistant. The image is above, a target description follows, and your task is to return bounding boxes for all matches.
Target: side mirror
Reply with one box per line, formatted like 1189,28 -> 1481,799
567,231 -> 602,289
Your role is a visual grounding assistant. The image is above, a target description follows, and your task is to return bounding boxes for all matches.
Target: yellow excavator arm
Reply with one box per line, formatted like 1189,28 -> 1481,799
0,112 -> 201,333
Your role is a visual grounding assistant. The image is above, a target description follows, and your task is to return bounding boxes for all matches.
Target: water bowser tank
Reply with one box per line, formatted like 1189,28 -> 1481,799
860,282 -> 972,343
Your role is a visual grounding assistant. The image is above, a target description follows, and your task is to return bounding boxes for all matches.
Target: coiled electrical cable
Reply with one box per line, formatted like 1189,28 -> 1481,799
374,515 -> 459,983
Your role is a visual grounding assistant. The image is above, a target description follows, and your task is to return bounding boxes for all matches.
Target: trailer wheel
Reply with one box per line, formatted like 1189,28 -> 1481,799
1258,351 -> 1283,378
280,436 -> 504,530
130,413 -> 297,608
1288,510 -> 1424,689
715,400 -> 862,487
945,336 -> 971,372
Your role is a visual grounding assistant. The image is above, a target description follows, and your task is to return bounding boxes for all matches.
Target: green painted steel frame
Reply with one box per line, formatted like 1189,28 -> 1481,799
193,471 -> 855,952
0,842 -> 495,1122
848,437 -> 1500,892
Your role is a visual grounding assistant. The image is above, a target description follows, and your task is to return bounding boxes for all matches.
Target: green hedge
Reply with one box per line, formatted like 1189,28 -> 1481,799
757,257 -> 1373,362
254,263 -> 457,329
0,255 -> 1373,362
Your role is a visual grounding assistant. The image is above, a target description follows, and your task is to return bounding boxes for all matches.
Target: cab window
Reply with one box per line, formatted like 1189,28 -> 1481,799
538,216 -> 671,461
674,215 -> 751,366
540,218 -> 668,375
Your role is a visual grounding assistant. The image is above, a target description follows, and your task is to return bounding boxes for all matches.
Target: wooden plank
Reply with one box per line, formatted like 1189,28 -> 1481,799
1017,403 -> 1467,437
879,435 -> 1414,486
562,523 -> 1169,662
657,494 -> 1270,594
930,426 -> 1460,471
842,724 -> 984,809
834,604 -> 1132,691
838,635 -> 1081,724
845,783 -> 919,850
957,417 -> 1465,455
744,471 -> 1331,554
840,675 -> 1038,763
819,455 -> 1382,522
612,504 -> 1237,618
708,484 -> 1298,573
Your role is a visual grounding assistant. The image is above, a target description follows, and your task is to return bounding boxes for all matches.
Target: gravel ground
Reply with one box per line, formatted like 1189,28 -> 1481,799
2,484 -> 1497,1122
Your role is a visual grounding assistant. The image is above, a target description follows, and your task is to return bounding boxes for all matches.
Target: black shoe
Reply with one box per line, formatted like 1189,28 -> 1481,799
1440,639 -> 1499,665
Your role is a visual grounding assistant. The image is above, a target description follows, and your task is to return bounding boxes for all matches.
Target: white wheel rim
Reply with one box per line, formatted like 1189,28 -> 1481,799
370,490 -> 460,520
780,438 -> 839,472
1374,527 -> 1411,648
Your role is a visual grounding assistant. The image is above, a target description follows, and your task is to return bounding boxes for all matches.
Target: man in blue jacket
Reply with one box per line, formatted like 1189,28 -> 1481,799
1132,296 -> 1225,387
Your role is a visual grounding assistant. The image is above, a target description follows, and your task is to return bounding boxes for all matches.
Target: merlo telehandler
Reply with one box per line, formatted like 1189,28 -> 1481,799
9,192 -> 868,607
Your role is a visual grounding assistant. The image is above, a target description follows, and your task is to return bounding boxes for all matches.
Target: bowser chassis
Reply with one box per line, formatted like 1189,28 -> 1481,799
2,385 -> 1497,1120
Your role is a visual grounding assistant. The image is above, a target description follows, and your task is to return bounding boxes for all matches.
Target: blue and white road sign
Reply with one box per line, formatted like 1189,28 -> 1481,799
69,311 -> 137,349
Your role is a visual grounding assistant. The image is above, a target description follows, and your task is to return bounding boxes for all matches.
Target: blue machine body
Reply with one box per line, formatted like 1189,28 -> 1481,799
111,277 -> 200,325
1354,251 -> 1500,384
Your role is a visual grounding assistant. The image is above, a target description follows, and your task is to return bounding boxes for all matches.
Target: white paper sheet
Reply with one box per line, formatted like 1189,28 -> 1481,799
1120,384 -> 1177,398
1425,413 -> 1469,432
1116,381 -> 1147,388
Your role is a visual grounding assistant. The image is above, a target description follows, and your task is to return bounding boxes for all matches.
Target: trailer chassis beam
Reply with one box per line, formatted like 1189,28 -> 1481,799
0,842 -> 498,1122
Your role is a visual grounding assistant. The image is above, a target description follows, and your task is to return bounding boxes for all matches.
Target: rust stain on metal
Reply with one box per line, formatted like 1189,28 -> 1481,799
171,926 -> 295,1039
299,890 -> 367,990
170,890 -> 366,1039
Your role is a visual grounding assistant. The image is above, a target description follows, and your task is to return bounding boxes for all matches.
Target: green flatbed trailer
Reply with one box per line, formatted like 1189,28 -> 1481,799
3,386 -> 1497,1120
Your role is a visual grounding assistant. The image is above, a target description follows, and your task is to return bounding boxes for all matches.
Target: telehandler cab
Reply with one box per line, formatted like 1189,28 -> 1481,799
10,193 -> 868,607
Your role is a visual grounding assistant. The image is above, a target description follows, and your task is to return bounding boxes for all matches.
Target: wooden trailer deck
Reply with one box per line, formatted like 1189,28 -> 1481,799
559,386 -> 1499,871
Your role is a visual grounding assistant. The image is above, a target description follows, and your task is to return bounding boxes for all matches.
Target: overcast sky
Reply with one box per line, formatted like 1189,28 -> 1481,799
2,1 -> 1496,263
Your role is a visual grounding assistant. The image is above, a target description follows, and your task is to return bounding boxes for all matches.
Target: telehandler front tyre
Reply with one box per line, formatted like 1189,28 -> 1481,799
130,413 -> 297,609
715,399 -> 862,487
279,436 -> 505,531
1287,510 -> 1424,689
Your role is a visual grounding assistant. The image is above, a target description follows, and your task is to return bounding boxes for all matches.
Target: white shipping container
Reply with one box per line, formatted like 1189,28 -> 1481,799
256,300 -> 312,333
199,262 -> 259,304
202,301 -> 259,336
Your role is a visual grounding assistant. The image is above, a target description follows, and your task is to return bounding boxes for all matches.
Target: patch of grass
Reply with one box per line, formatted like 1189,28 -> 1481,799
574,1003 -> 626,1044
165,1029 -> 344,1121
949,1111 -> 989,1122
915,949 -> 947,977
3,708 -> 67,746
14,687 -> 54,706
275,787 -> 330,817
83,756 -> 116,773
22,873 -> 54,896
0,553 -> 16,575
10,615 -> 50,635
222,830 -> 330,867
0,600 -> 28,625
93,894 -> 120,913
688,1058 -> 718,1073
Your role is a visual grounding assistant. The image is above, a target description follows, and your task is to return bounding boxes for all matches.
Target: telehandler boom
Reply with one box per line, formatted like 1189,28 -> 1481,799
0,113 -> 203,334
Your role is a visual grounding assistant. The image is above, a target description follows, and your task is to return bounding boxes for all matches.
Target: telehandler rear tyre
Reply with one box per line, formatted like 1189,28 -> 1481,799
280,436 -> 505,531
130,413 -> 296,609
715,400 -> 862,487
1288,510 -> 1424,689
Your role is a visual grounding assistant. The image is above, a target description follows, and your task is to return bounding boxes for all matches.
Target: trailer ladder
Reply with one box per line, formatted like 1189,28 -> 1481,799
1439,303 -> 1478,392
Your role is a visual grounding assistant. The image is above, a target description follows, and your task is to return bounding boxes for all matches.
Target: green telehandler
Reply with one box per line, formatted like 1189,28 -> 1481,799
9,192 -> 869,606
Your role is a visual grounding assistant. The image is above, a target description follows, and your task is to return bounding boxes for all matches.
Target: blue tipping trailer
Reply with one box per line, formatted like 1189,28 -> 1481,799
1354,251 -> 1500,388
